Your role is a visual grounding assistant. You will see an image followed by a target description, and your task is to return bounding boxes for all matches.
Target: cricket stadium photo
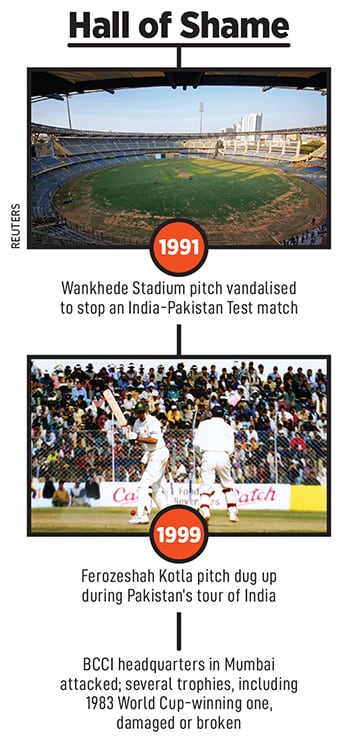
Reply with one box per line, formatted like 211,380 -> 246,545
29,355 -> 329,536
30,68 -> 328,248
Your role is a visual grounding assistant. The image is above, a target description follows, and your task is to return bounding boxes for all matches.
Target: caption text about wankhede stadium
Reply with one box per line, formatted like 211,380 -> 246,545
59,280 -> 298,317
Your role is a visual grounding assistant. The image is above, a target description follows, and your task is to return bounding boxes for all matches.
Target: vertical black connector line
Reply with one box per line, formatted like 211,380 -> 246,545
176,324 -> 182,356
176,612 -> 182,651
177,46 -> 182,69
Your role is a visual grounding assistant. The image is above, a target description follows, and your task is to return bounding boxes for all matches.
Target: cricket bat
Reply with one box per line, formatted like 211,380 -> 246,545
103,389 -> 128,427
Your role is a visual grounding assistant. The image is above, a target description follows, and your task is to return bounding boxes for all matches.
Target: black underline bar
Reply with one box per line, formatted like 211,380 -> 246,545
68,42 -> 291,48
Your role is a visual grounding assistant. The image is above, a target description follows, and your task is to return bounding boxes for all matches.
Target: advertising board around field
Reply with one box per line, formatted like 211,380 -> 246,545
32,481 -> 294,510
106,482 -> 292,510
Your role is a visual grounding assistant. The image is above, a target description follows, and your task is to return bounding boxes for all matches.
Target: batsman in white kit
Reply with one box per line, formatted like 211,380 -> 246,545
194,405 -> 239,522
129,400 -> 169,524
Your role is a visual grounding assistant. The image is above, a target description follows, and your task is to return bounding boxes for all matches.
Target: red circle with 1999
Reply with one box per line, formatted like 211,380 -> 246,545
150,505 -> 208,562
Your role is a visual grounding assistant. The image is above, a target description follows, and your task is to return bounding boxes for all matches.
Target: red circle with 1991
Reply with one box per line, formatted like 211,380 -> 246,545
150,219 -> 209,276
150,505 -> 208,563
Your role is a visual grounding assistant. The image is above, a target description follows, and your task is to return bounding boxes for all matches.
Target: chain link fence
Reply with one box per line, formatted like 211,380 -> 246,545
31,422 -> 327,489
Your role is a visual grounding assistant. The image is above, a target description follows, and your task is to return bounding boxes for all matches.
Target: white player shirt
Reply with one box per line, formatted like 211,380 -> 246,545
133,413 -> 165,452
194,417 -> 235,454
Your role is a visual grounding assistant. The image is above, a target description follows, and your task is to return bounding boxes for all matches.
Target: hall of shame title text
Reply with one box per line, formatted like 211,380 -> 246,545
69,11 -> 290,41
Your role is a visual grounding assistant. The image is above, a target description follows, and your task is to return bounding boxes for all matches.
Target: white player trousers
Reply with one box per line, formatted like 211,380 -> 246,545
136,446 -> 169,516
200,450 -> 233,491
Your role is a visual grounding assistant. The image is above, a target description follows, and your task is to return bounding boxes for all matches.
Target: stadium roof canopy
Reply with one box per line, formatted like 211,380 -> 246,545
31,68 -> 328,98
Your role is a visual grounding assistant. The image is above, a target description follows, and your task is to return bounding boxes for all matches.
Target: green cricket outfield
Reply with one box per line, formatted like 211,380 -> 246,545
30,508 -> 327,535
55,158 -> 326,245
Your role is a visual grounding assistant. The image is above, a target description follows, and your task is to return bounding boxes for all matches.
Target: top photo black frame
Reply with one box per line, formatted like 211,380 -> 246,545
28,67 -> 330,250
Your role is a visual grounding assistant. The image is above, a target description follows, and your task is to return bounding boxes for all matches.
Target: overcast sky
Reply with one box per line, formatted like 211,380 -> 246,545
32,85 -> 327,134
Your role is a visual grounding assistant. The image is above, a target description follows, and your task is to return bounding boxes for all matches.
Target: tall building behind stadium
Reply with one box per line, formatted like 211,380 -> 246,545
240,113 -> 263,142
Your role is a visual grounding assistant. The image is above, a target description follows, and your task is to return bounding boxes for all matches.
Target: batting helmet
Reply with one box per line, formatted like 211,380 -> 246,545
135,400 -> 148,413
212,405 -> 224,418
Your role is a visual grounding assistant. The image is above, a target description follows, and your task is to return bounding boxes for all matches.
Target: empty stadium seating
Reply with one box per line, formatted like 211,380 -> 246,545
31,123 -> 327,247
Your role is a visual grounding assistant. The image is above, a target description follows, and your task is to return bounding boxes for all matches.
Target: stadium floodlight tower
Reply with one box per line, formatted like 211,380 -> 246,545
199,102 -> 204,134
66,94 -> 72,129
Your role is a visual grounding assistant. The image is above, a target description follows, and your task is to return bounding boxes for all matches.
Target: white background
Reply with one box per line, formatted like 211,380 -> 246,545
1,1 -> 348,736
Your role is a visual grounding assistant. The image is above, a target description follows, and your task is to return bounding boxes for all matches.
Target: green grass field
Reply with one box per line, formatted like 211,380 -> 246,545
55,158 -> 327,245
31,507 -> 327,535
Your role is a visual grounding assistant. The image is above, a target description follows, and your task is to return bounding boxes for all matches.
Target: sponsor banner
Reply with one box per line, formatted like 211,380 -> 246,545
290,485 -> 327,512
94,481 -> 291,510
32,481 -> 290,509
32,482 -> 325,511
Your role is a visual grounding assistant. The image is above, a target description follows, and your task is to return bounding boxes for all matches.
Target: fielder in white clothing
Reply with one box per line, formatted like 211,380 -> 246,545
194,405 -> 238,522
129,400 -> 169,524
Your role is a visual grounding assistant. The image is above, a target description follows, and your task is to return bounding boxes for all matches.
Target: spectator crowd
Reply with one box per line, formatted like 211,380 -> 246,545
31,359 -> 328,495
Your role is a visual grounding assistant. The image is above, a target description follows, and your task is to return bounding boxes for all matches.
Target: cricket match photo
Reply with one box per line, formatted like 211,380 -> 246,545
30,67 -> 328,249
29,355 -> 330,536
